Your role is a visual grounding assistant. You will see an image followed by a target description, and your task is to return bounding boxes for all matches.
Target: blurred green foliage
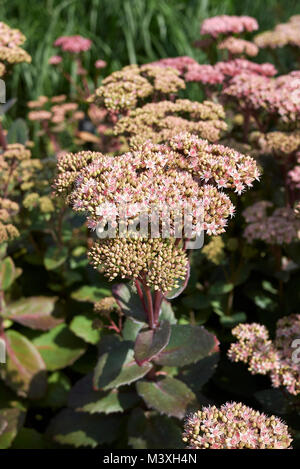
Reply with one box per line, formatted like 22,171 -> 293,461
1,0 -> 300,112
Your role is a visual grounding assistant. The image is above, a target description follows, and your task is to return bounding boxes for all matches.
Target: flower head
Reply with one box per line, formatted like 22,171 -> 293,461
54,35 -> 92,53
89,237 -> 188,293
114,99 -> 227,146
255,15 -> 300,49
49,55 -> 62,65
218,37 -> 259,57
228,316 -> 300,396
243,201 -> 300,244
0,22 -> 31,66
183,402 -> 292,449
95,59 -> 107,69
57,134 -> 259,236
201,15 -> 258,38
89,64 -> 185,113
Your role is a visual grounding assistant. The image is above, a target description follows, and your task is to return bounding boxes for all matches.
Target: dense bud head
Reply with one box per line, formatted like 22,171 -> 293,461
89,237 -> 188,293
90,64 -> 185,112
252,131 -> 300,156
183,402 -> 292,449
0,198 -> 20,243
114,99 -> 227,146
0,22 -> 31,66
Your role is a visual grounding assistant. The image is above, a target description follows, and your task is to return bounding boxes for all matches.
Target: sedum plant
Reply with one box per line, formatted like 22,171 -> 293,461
49,128 -> 260,447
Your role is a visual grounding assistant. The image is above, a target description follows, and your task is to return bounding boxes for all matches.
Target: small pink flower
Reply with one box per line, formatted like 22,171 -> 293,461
95,59 -> 107,69
48,55 -> 62,65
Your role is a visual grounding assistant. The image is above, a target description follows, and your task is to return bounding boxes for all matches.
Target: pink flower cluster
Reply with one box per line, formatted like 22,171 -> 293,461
54,35 -> 92,53
149,56 -> 199,75
0,21 -> 25,47
0,22 -> 31,66
228,315 -> 300,396
54,133 -> 259,237
183,402 -> 292,449
216,59 -> 276,78
243,201 -> 300,244
218,37 -> 259,57
27,95 -> 83,127
185,59 -> 276,86
95,59 -> 107,69
200,15 -> 258,38
223,71 -> 300,122
49,55 -> 62,65
185,64 -> 224,85
114,99 -> 227,145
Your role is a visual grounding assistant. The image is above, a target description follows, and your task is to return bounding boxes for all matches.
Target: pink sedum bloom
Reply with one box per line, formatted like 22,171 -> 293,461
228,315 -> 300,396
54,35 -> 92,53
183,402 -> 292,449
48,55 -> 62,65
201,15 -> 258,38
95,59 -> 107,69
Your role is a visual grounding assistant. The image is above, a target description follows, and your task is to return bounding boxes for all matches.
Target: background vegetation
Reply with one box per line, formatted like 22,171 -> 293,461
1,0 -> 300,110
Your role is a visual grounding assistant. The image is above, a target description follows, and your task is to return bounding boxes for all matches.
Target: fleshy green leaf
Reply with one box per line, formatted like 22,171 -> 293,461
134,320 -> 171,365
154,324 -> 218,367
2,296 -> 61,330
0,257 -> 16,291
0,330 -> 47,399
93,340 -> 152,391
122,318 -> 144,341
46,409 -> 119,448
31,324 -> 86,371
136,376 -> 197,419
0,408 -> 25,449
112,283 -> 147,323
69,374 -> 139,414
71,285 -> 111,303
44,246 -> 68,270
159,300 -> 177,324
70,312 -> 101,345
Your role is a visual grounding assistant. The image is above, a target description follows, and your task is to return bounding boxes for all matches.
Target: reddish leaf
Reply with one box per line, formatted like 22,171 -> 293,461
1,331 -> 47,399
2,296 -> 61,331
134,320 -> 171,365
154,324 -> 219,367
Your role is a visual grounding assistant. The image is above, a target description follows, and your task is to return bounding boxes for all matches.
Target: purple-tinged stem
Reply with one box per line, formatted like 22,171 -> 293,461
135,279 -> 147,313
153,290 -> 164,325
144,284 -> 154,329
